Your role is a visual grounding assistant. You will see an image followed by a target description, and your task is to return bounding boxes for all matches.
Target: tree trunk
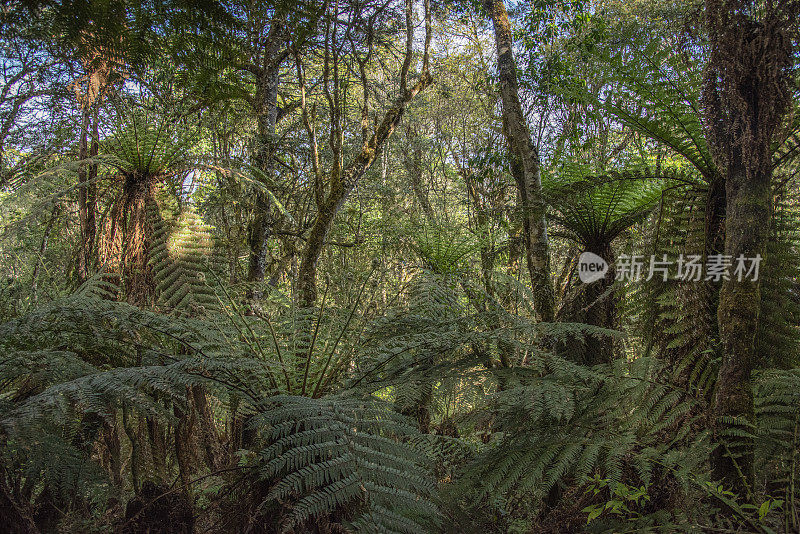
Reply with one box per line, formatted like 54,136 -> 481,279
146,416 -> 167,485
465,170 -> 494,300
712,160 -> 770,497
298,196 -> 339,307
122,404 -> 141,494
556,243 -> 616,365
101,416 -> 123,488
0,476 -> 39,534
582,244 -> 617,364
246,64 -> 280,289
87,107 -> 99,258
405,128 -> 436,222
121,179 -> 159,306
296,78 -> 432,308
77,104 -> 100,283
77,109 -> 89,282
703,0 -> 797,497
31,204 -> 59,298
486,0 -> 555,323
173,393 -> 198,490
191,385 -> 223,471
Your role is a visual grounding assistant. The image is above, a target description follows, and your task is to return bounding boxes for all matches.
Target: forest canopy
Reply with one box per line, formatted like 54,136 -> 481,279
1,0 -> 800,532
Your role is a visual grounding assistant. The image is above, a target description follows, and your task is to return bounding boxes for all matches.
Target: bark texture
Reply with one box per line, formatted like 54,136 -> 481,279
101,176 -> 160,306
703,0 -> 798,497
486,0 -> 555,322
246,22 -> 284,289
405,126 -> 436,222
74,42 -> 111,283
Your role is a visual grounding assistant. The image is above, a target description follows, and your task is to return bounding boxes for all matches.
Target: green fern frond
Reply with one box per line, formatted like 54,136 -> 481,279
248,394 -> 439,533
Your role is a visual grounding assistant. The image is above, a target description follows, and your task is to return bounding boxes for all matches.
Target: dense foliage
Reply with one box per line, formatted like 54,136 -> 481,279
1,0 -> 800,532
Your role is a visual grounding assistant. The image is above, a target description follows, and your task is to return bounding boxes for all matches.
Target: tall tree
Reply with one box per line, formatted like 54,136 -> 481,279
485,0 -> 555,322
74,46 -> 114,283
703,0 -> 799,497
243,17 -> 288,288
295,0 -> 432,307
60,1 -> 127,283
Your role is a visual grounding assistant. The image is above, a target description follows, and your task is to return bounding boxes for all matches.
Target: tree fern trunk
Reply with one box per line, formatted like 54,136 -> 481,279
712,161 -> 770,497
122,405 -> 141,494
122,181 -> 159,306
583,244 -> 617,365
101,416 -> 123,489
146,416 -> 167,485
191,385 -> 223,471
556,243 -> 616,365
0,476 -> 38,534
703,0 -> 797,497
174,394 -> 199,490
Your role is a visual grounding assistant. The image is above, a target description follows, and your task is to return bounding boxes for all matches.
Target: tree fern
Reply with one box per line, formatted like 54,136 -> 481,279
245,394 -> 440,533
150,204 -> 221,315
459,356 -> 706,529
544,166 -> 667,363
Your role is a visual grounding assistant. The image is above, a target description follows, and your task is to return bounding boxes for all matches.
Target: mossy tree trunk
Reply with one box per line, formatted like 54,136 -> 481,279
486,0 -> 555,323
712,161 -> 771,496
246,21 -> 284,291
703,0 -> 797,497
405,125 -> 436,223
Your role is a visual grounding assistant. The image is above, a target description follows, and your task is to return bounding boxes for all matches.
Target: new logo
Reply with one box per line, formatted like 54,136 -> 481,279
578,252 -> 608,283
